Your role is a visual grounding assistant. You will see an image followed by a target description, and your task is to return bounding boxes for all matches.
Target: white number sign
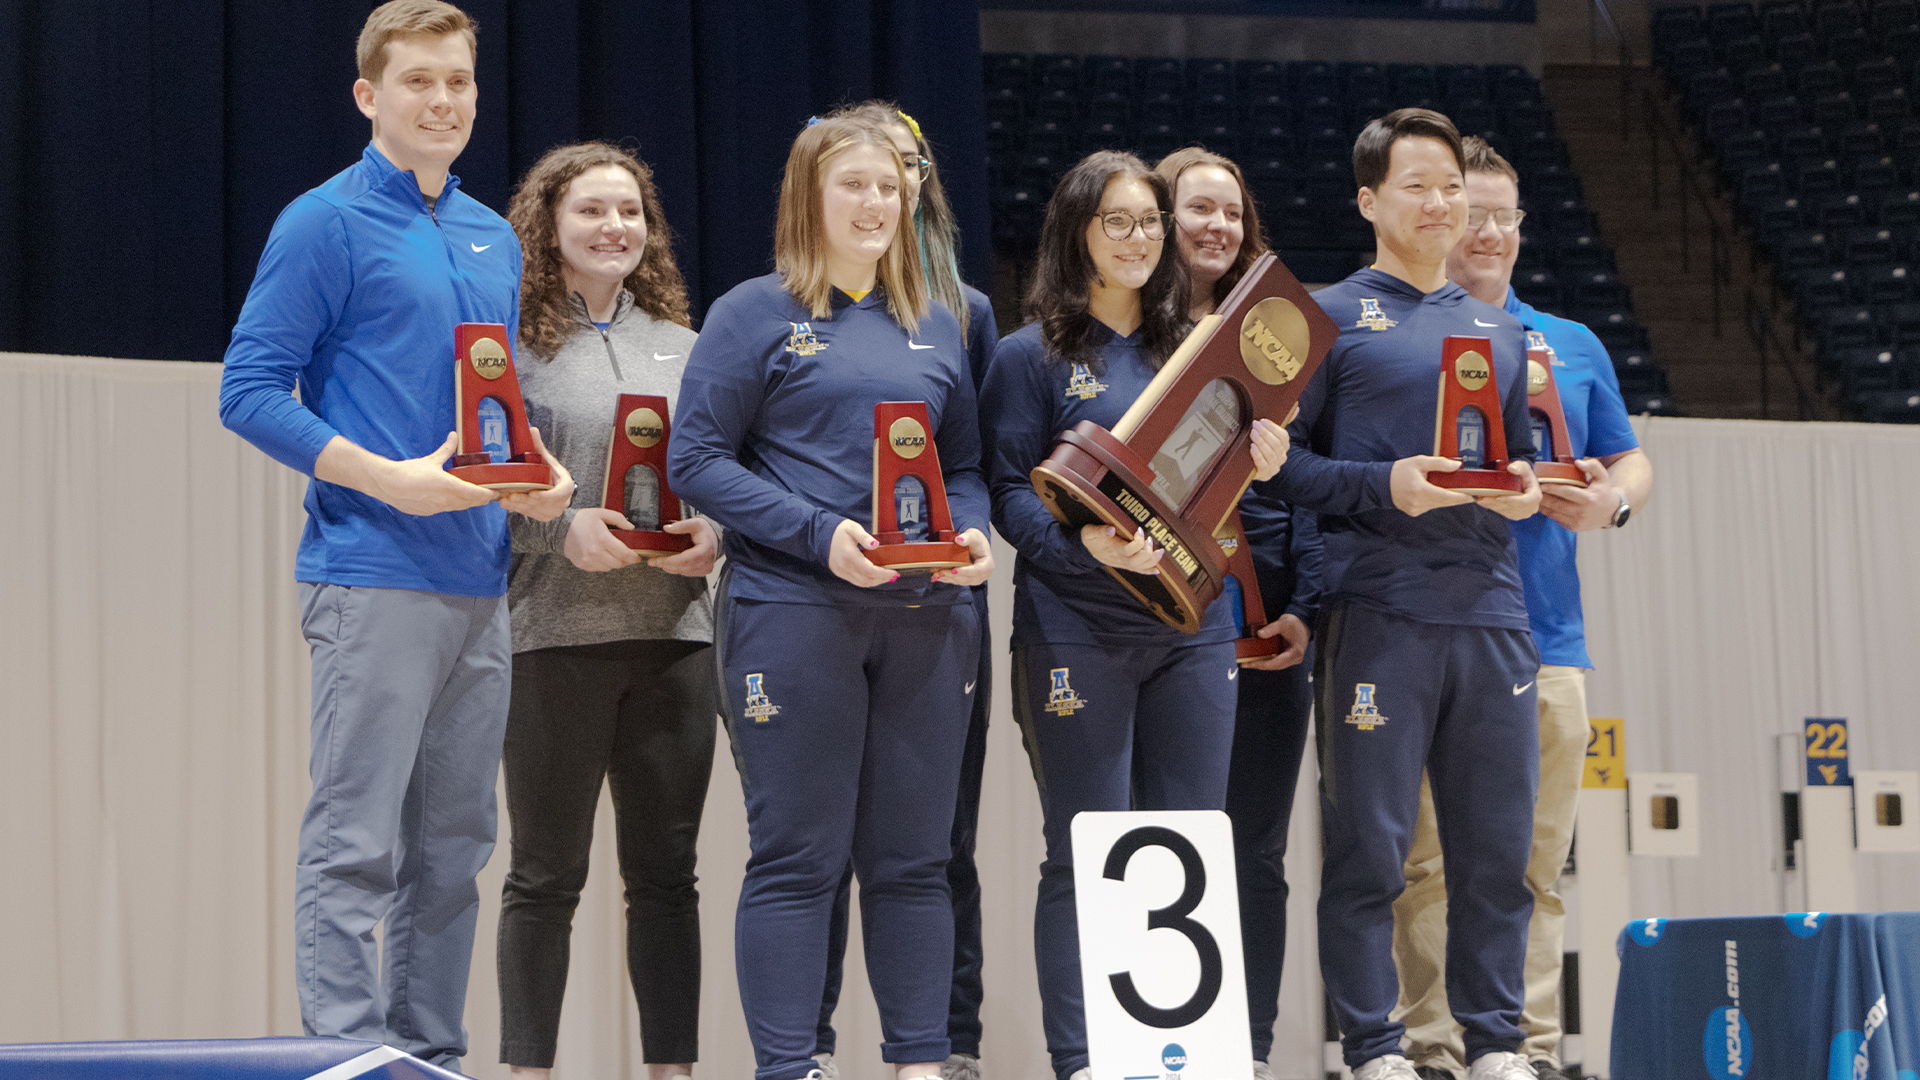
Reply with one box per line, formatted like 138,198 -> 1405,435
1073,810 -> 1252,1080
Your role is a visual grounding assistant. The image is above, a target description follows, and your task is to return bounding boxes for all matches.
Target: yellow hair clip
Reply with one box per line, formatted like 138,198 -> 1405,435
897,110 -> 924,141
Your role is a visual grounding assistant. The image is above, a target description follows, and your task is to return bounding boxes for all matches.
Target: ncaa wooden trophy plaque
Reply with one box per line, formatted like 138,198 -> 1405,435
1524,346 -> 1588,487
1216,510 -> 1280,661
1426,335 -> 1526,496
868,401 -> 972,573
601,393 -> 694,557
449,323 -> 554,491
1031,251 -> 1337,633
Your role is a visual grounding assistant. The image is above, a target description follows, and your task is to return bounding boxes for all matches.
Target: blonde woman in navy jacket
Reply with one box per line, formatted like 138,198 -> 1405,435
668,114 -> 994,1080
979,150 -> 1288,1080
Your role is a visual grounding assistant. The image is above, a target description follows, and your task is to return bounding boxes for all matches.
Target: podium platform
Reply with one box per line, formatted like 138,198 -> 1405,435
0,1038 -> 463,1080
1611,911 -> 1920,1079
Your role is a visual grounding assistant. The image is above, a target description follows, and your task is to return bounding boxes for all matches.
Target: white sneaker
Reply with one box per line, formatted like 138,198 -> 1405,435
1354,1055 -> 1422,1080
1253,1060 -> 1277,1080
812,1055 -> 840,1080
942,1055 -> 981,1080
1466,1053 -> 1540,1080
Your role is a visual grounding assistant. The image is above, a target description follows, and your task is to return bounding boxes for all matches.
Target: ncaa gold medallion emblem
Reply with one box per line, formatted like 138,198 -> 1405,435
469,337 -> 509,380
624,407 -> 664,448
1527,358 -> 1549,395
888,416 -> 928,459
1454,349 -> 1491,392
1238,297 -> 1310,385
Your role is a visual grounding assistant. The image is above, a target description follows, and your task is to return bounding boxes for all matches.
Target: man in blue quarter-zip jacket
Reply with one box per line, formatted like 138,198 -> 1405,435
1391,138 -> 1654,1080
1261,109 -> 1543,1080
217,2 -> 571,1069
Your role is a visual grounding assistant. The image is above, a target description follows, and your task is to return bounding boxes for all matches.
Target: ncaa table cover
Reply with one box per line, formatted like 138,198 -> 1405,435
1612,911 -> 1920,1079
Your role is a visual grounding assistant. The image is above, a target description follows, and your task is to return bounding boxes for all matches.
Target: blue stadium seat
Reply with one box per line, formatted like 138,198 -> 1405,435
1853,386 -> 1920,418
1862,261 -> 1919,300
1515,268 -> 1563,311
1796,59 -> 1847,95
1854,153 -> 1903,189
1140,58 -> 1186,95
1821,303 -> 1882,347
1190,57 -> 1235,95
1846,223 -> 1901,260
1289,60 -> 1339,97
1088,90 -> 1130,125
1085,56 -> 1134,94
1814,0 -> 1863,36
1240,60 -> 1288,95
1037,54 -> 1082,91
1756,93 -> 1806,126
1792,265 -> 1856,306
1346,62 -> 1391,100
1826,27 -> 1873,65
1779,226 -> 1836,265
1032,89 -> 1078,124
984,54 -> 1032,93
1391,63 -> 1438,101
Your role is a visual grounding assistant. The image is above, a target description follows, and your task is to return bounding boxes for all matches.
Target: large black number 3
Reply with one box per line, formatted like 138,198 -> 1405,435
1102,825 -> 1222,1029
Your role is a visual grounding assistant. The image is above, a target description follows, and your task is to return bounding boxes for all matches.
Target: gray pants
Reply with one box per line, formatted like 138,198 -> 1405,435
296,582 -> 511,1069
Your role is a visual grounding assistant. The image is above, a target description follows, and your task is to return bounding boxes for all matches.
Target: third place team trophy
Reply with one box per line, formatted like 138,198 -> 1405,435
449,322 -> 554,491
866,401 -> 972,574
1523,343 -> 1588,487
1031,252 -> 1337,634
601,393 -> 694,557
1425,334 -> 1527,496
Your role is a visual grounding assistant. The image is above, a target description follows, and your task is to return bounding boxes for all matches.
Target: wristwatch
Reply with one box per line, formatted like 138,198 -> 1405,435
1608,491 -> 1632,528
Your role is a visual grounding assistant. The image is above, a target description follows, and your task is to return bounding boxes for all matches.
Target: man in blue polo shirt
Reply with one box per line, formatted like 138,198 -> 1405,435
217,1 -> 571,1068
1390,137 -> 1654,1080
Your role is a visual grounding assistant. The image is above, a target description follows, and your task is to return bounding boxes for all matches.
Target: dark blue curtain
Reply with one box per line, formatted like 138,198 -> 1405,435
0,0 -> 989,363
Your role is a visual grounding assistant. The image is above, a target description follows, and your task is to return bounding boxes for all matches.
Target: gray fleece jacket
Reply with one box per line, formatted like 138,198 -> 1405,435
507,291 -> 711,652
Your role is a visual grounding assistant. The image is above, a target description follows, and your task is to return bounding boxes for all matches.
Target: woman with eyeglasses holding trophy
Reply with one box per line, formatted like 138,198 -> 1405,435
977,150 -> 1289,1080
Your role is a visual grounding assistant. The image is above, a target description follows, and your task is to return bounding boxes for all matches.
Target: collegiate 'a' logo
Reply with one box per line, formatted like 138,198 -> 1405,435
743,673 -> 782,721
1525,330 -> 1560,363
1044,667 -> 1088,716
1065,363 -> 1109,401
785,322 -> 827,356
1355,299 -> 1397,332
1345,682 -> 1387,730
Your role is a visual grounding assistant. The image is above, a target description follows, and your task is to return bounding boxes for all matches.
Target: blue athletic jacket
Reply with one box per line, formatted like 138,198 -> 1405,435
982,321 -> 1236,647
1265,267 -> 1533,631
668,273 -> 986,607
219,144 -> 522,598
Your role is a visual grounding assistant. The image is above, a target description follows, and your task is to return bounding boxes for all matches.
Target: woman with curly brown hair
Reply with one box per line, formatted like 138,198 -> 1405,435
496,141 -> 719,1080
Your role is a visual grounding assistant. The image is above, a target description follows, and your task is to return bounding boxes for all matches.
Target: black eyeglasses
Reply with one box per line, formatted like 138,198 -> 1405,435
1467,205 -> 1526,230
1093,210 -> 1172,241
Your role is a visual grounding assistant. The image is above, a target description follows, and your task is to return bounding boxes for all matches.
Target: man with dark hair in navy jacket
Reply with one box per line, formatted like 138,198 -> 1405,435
217,1 -> 571,1069
1263,109 -> 1542,1080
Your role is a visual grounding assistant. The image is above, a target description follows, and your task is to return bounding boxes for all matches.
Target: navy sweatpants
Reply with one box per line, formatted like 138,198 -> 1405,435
1228,660 -> 1314,1063
1013,638 -> 1239,1080
720,593 -> 979,1080
1313,603 -> 1539,1068
819,584 -> 994,1058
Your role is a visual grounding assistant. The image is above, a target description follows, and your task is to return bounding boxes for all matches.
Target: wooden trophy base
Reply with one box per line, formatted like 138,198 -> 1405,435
868,535 -> 972,573
1234,634 -> 1281,661
611,529 -> 694,557
1533,460 -> 1589,487
449,452 -> 554,492
1428,465 -> 1528,498
1032,422 -> 1224,634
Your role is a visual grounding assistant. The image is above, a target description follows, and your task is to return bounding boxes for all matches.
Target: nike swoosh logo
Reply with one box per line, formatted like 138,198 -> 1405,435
964,680 -> 976,694
1228,668 -> 1238,680
1513,681 -> 1534,695
1474,318 -> 1497,327
653,353 -> 681,361
908,342 -> 936,350
471,243 -> 492,253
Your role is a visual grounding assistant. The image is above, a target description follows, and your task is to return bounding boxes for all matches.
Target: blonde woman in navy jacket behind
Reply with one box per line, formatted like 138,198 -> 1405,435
668,114 -> 994,1080
979,150 -> 1289,1080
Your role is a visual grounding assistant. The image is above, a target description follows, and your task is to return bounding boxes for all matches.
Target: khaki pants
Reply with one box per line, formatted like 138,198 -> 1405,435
1390,665 -> 1588,1075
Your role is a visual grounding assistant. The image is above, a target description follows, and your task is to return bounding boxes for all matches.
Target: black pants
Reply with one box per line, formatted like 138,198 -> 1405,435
498,638 -> 718,1068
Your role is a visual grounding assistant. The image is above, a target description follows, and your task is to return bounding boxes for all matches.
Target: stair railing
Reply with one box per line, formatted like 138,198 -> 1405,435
1745,285 -> 1815,419
1642,86 -> 1728,337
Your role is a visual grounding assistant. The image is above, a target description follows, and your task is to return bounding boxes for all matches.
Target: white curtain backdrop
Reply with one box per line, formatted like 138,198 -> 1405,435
5,353 -> 1917,1079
